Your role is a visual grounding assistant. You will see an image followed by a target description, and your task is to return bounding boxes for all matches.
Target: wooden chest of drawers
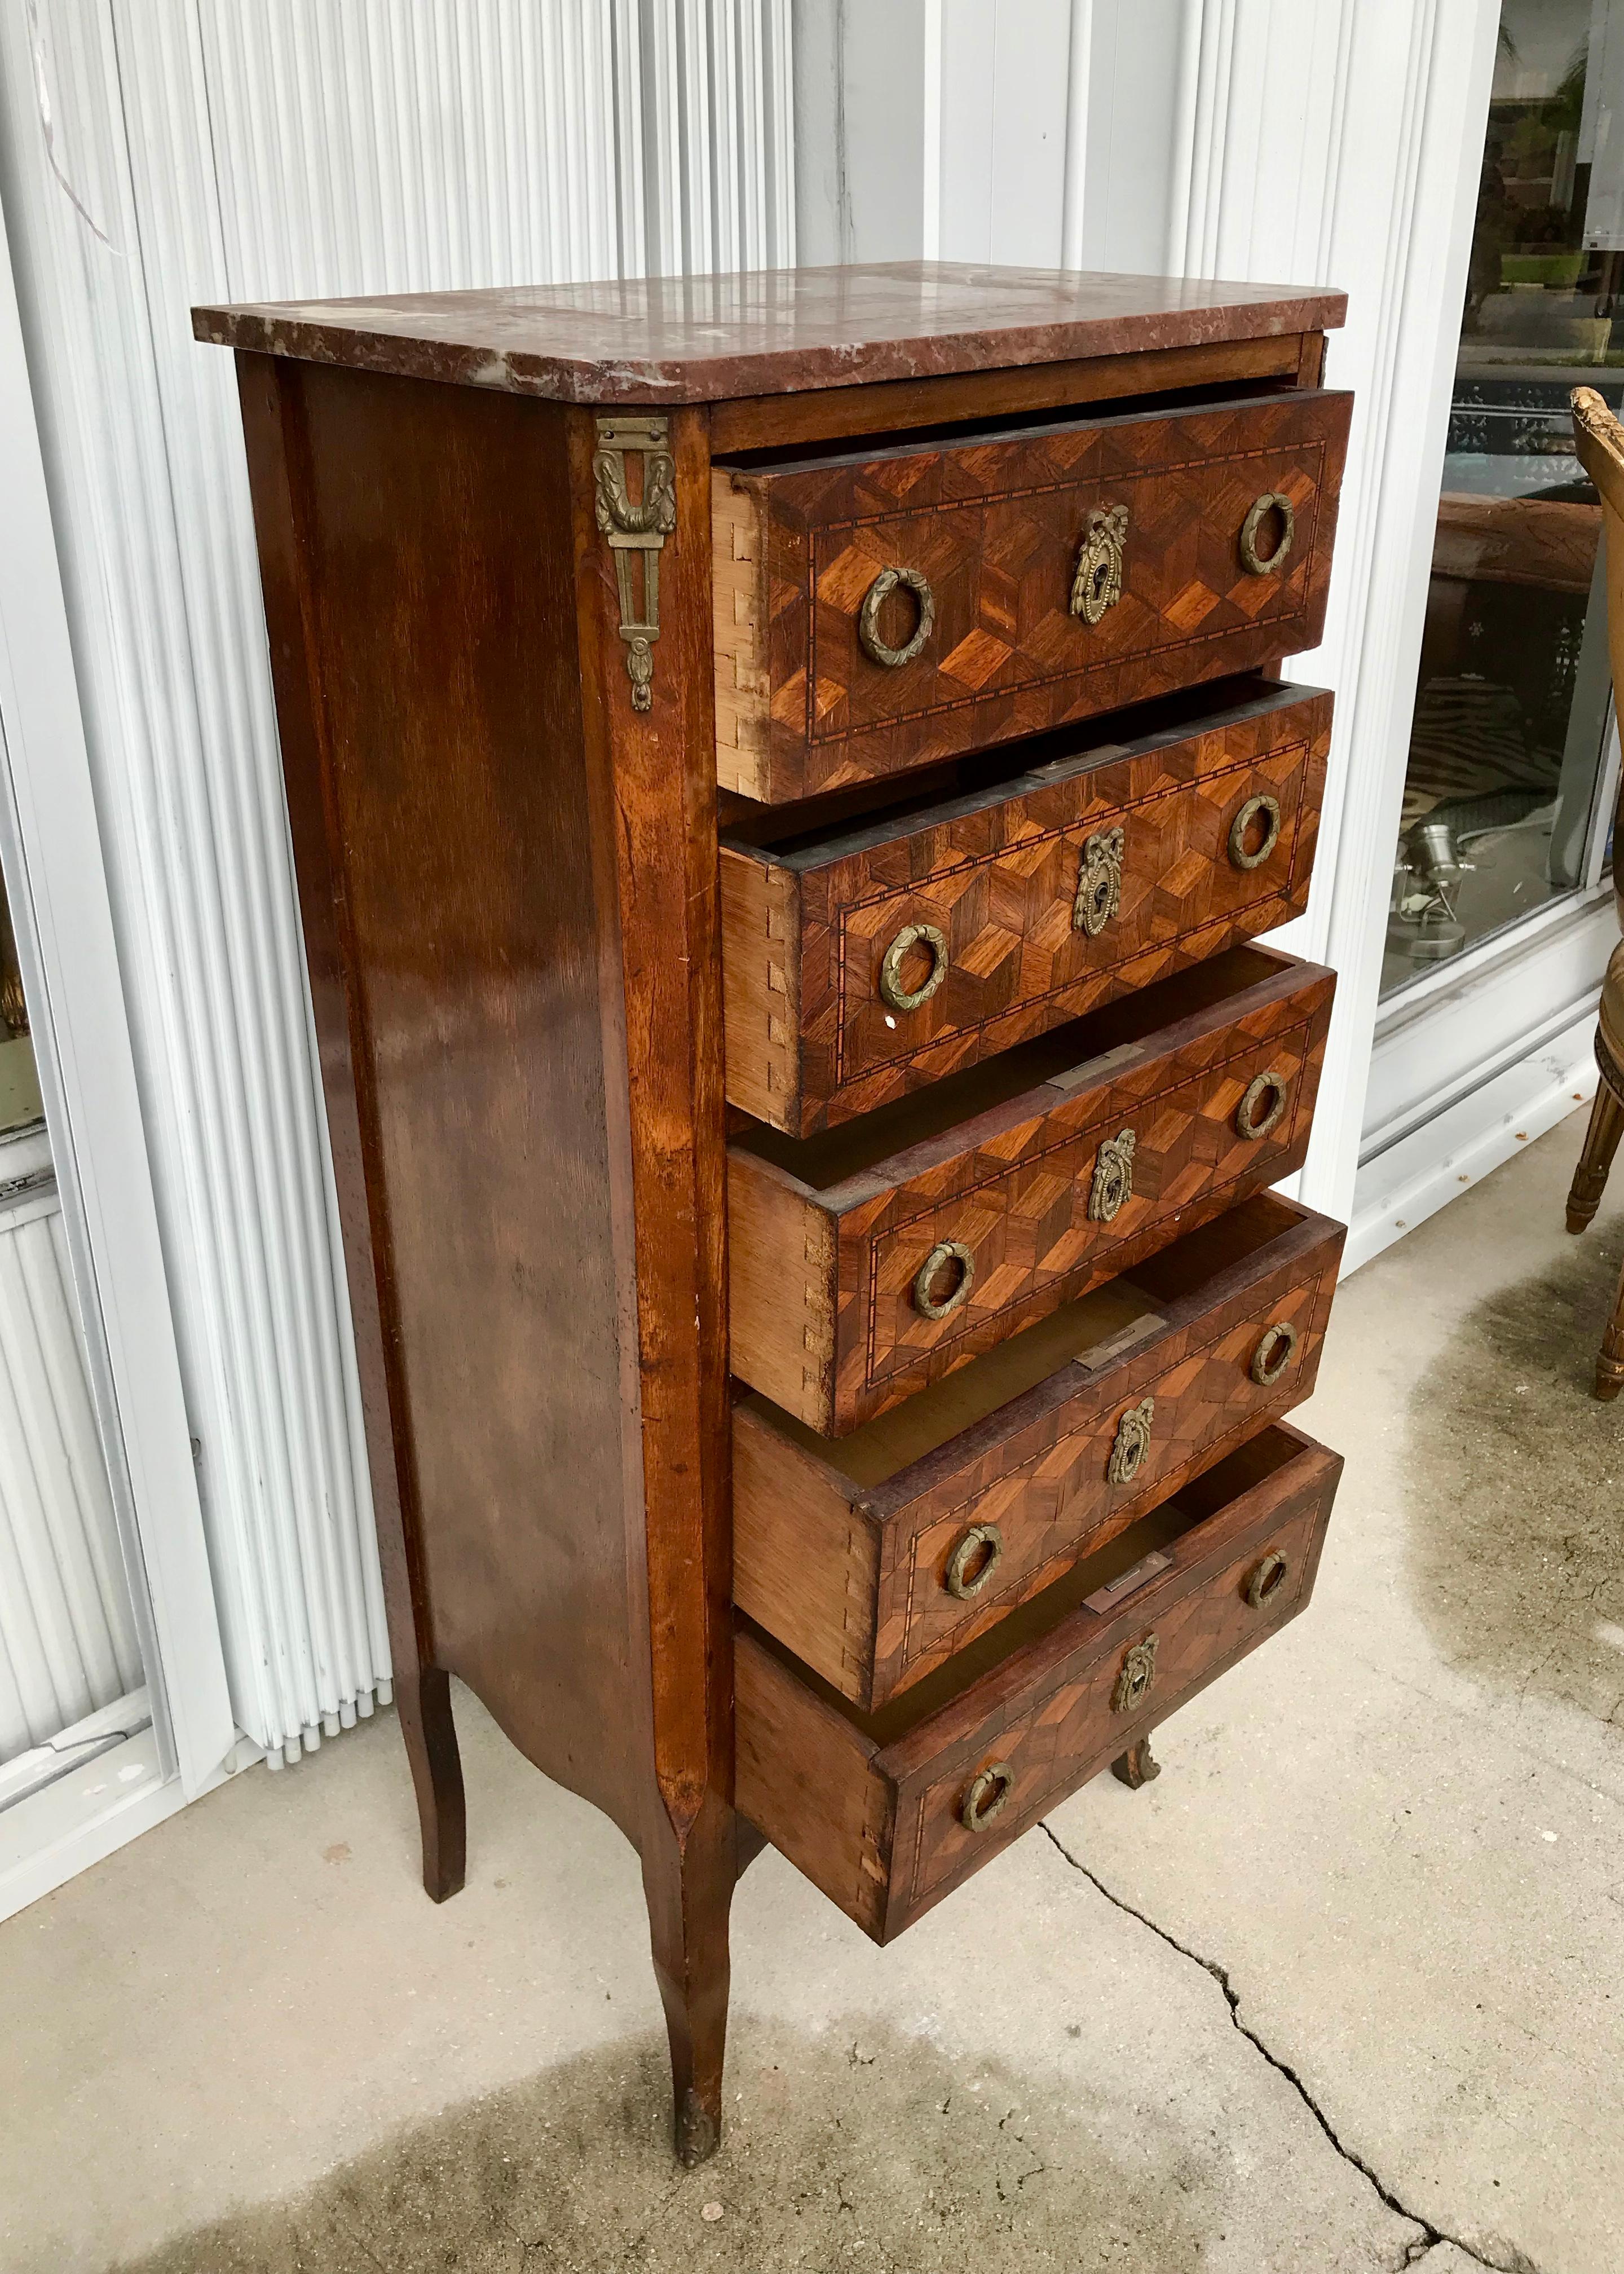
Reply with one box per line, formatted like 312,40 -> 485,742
199,261 -> 1349,2169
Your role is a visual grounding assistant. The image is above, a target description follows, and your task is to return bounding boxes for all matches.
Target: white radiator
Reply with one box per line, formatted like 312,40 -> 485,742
0,1162 -> 142,1767
0,1 -> 794,1765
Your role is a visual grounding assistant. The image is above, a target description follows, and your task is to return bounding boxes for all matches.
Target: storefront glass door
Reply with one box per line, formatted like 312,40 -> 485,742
1384,0 -> 1623,997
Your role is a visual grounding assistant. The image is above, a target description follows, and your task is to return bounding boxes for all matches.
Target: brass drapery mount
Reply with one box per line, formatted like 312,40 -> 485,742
593,415 -> 677,712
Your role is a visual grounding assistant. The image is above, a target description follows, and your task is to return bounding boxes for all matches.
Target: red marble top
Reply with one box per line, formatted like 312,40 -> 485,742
192,261 -> 1345,407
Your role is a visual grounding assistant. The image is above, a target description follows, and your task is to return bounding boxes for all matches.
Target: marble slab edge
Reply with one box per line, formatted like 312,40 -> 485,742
191,287 -> 1348,407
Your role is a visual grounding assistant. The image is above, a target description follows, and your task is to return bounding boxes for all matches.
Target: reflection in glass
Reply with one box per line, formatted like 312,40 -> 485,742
1385,1 -> 1622,995
0,868 -> 41,1138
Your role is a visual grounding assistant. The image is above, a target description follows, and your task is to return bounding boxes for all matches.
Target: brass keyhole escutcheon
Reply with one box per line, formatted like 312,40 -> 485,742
1107,1396 -> 1155,1486
960,1760 -> 1015,1832
1111,1635 -> 1158,1717
879,922 -> 949,1014
1089,1128 -> 1137,1224
1244,1549 -> 1290,1610
1070,503 -> 1129,624
1235,1069 -> 1290,1143
1228,794 -> 1282,871
1239,492 -> 1296,576
945,1522 -> 1004,1601
1250,1320 -> 1299,1387
913,1238 -> 976,1320
859,565 -> 936,667
1074,826 -> 1125,937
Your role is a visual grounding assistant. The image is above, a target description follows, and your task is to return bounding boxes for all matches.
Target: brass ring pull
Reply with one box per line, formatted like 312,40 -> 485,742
945,1521 -> 1004,1601
1111,1635 -> 1158,1716
859,566 -> 935,667
1245,1549 -> 1290,1610
879,922 -> 949,1013
1250,1320 -> 1299,1387
1236,1069 -> 1290,1143
960,1760 -> 1015,1832
913,1239 -> 976,1320
1228,794 -> 1282,871
1239,492 -> 1296,576
1074,826 -> 1124,937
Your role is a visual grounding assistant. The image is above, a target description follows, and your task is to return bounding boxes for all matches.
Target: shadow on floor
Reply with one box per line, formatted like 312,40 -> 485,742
108,2018 -> 1211,2274
1405,1220 -> 1624,1723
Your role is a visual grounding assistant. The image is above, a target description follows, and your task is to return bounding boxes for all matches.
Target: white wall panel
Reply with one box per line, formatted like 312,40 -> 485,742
0,1 -> 791,1766
0,1182 -> 142,1765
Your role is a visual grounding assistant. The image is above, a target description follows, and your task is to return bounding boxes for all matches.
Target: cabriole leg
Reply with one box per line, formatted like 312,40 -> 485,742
1111,1735 -> 1161,1790
1567,1073 -> 1624,1233
397,1664 -> 466,1902
642,1793 -> 736,2166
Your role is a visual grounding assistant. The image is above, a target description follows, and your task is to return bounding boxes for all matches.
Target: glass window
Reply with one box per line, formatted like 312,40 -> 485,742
0,867 -> 42,1138
1384,0 -> 1623,995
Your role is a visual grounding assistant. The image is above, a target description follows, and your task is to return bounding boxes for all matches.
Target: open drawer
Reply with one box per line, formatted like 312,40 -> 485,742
713,386 -> 1352,803
729,942 -> 1334,1433
734,1191 -> 1343,1708
721,679 -> 1332,1136
735,1422 -> 1341,1944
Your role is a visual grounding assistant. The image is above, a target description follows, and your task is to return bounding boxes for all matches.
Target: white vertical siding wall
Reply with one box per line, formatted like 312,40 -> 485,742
0,1 -> 792,1768
0,1170 -> 142,1765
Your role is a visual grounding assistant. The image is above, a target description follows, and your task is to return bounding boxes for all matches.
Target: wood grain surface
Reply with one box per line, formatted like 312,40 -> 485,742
234,353 -> 741,2163
734,1193 -> 1344,1707
721,681 -> 1332,1133
729,945 -> 1335,1433
714,388 -> 1352,801
736,1423 -> 1341,1941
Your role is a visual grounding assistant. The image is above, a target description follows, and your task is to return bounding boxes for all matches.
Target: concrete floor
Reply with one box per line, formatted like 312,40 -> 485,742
5,1113 -> 1622,2274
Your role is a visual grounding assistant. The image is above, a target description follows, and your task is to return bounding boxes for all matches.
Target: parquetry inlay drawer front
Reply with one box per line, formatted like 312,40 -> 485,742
729,945 -> 1334,1434
736,1424 -> 1341,1944
733,1192 -> 1343,1708
721,680 -> 1332,1135
714,388 -> 1352,803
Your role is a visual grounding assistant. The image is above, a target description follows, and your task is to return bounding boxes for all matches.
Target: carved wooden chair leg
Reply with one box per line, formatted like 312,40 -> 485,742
1566,1072 -> 1624,1233
643,1795 -> 737,2167
396,1663 -> 466,1903
1111,1735 -> 1160,1790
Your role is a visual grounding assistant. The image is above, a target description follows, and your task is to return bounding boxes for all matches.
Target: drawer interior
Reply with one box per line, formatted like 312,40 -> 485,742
735,1188 -> 1313,1491
718,673 -> 1303,852
733,941 -> 1296,1194
714,381 -> 1314,475
741,1425 -> 1313,1752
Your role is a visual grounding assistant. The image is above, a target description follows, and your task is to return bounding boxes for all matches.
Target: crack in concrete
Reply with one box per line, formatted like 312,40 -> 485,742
1039,1821 -> 1541,2274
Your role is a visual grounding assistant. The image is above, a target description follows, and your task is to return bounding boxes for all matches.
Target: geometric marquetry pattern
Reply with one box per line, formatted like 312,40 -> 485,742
798,688 -> 1333,1132
890,1442 -> 1340,1932
717,390 -> 1352,803
823,960 -> 1335,1433
880,1237 -> 1341,1697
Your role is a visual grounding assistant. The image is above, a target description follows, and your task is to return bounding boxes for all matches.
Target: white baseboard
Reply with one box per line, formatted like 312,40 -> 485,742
0,1721 -> 246,1924
0,1727 -> 180,1922
1347,1009 -> 1598,1275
